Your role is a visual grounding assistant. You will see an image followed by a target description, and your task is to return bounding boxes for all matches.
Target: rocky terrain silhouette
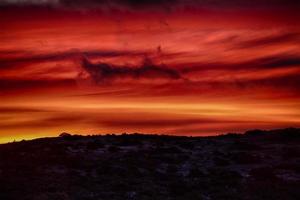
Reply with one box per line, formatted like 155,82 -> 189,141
0,128 -> 299,200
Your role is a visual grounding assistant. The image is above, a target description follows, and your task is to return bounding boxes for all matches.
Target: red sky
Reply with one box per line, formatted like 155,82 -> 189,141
0,0 -> 300,143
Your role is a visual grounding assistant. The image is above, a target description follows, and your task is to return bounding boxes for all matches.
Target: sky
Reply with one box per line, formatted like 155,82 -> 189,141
0,0 -> 300,143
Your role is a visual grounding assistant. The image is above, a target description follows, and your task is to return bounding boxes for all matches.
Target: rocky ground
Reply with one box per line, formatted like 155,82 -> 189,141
0,128 -> 299,200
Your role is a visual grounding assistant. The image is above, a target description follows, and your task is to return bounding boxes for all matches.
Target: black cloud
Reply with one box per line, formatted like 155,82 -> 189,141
81,57 -> 182,83
255,55 -> 300,69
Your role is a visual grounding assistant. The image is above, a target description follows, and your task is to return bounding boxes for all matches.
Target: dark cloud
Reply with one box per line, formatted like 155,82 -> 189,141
1,0 -> 299,10
173,74 -> 299,97
202,73 -> 300,93
236,32 -> 300,49
181,54 -> 300,73
0,0 -> 174,10
0,78 -> 77,92
79,53 -> 300,88
252,73 -> 300,90
60,0 -> 176,9
81,57 -> 182,83
253,55 -> 300,69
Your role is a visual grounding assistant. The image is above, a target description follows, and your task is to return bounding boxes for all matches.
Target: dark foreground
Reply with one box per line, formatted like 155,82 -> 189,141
0,128 -> 299,200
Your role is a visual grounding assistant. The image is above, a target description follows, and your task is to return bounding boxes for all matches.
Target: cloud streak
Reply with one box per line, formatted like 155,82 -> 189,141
236,32 -> 300,49
0,78 -> 77,92
1,0 -> 300,10
0,49 -> 147,70
181,54 -> 300,72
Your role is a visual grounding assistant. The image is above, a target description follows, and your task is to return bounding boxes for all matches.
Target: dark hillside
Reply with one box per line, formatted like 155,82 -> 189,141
0,128 -> 299,200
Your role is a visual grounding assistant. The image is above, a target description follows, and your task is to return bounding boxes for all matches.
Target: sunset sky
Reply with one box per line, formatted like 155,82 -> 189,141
0,0 -> 300,143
